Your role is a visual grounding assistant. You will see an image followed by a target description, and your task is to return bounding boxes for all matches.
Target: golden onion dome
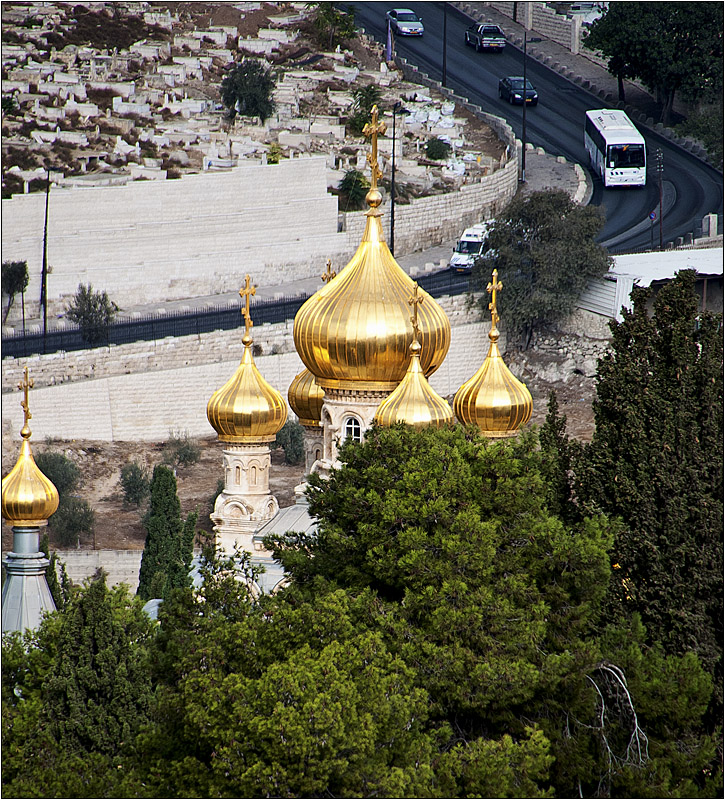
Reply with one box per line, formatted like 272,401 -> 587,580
207,277 -> 288,443
293,106 -> 450,392
288,368 -> 325,427
375,338 -> 454,429
2,370 -> 59,527
453,270 -> 532,437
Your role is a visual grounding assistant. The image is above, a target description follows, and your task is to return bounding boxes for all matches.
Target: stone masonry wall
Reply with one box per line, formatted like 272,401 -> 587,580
470,2 -> 582,53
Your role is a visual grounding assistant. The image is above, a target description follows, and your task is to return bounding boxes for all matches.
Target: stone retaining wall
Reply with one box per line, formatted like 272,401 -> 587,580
53,549 -> 143,593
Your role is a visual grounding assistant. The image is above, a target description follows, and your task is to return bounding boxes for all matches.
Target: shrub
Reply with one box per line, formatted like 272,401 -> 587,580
2,259 -> 29,324
338,169 -> 369,210
120,461 -> 151,506
162,431 -> 201,469
347,83 -> 383,135
34,451 -> 80,499
64,283 -> 118,345
267,142 -> 282,164
220,59 -> 276,123
275,420 -> 305,466
425,137 -> 452,161
50,496 -> 95,548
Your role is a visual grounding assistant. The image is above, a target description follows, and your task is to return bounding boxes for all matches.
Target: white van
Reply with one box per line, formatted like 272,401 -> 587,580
449,222 -> 493,272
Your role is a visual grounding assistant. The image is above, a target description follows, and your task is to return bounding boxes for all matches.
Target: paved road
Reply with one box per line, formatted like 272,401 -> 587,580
355,2 -> 723,253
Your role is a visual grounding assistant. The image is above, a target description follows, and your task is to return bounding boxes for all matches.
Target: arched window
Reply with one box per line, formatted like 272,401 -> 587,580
344,416 -> 362,443
250,465 -> 258,486
314,448 -> 322,462
235,465 -> 241,485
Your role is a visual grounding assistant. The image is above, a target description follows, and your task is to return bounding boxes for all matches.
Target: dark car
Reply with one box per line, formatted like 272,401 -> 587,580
464,23 -> 506,51
385,8 -> 424,36
498,76 -> 538,105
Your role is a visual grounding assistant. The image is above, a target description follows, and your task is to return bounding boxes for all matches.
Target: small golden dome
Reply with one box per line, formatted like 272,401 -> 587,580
293,106 -> 450,392
453,270 -> 532,437
288,368 -> 325,427
2,370 -> 59,527
375,339 -> 454,429
207,277 -> 288,443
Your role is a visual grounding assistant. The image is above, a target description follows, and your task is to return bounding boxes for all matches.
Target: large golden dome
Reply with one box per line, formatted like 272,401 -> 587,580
375,339 -> 454,429
2,370 -> 59,527
293,107 -> 450,392
207,278 -> 288,443
288,368 -> 325,427
454,270 -> 532,437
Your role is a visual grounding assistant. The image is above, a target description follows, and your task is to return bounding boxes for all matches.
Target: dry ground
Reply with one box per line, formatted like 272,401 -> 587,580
2,374 -> 595,555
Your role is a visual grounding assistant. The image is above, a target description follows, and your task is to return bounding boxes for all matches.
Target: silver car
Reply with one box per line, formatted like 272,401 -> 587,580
386,8 -> 424,35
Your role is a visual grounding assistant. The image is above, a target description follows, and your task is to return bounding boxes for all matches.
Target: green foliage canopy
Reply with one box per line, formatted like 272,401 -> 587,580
585,2 -> 724,123
306,2 -> 357,49
65,282 -> 118,345
220,59 -> 276,123
1,259 -> 28,323
475,190 -> 612,349
576,271 -> 724,710
137,465 -> 194,602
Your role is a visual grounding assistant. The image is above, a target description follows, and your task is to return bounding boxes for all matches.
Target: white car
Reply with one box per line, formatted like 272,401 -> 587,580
386,8 -> 424,36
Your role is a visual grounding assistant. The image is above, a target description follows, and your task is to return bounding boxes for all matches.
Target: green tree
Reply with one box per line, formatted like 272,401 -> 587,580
425,137 -> 452,161
338,168 -> 369,210
65,282 -> 118,345
161,429 -> 200,469
2,259 -> 28,324
220,59 -> 276,123
347,82 -> 382,135
576,271 -> 724,711
475,190 -> 612,349
306,2 -> 356,49
120,460 -> 150,505
1,574 -> 155,798
137,465 -> 194,602
35,450 -> 95,547
266,424 -> 719,796
585,2 -> 724,124
275,419 -> 305,465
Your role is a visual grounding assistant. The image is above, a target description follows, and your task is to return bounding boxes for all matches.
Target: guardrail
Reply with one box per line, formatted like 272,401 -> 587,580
2,269 -> 472,359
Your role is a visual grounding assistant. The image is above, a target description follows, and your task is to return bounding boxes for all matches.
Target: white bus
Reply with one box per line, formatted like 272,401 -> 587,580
585,109 -> 646,187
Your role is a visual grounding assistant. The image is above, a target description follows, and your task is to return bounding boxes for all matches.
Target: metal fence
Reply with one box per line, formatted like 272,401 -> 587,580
2,269 -> 472,360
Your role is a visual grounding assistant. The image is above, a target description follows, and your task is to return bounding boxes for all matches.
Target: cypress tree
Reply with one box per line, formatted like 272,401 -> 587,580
577,271 -> 723,708
137,465 -> 192,602
43,570 -> 153,756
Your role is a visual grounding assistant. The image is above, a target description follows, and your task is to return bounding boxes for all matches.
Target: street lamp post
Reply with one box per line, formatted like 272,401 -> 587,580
656,148 -> 664,250
520,34 -> 540,183
390,101 -> 402,256
442,3 -> 448,87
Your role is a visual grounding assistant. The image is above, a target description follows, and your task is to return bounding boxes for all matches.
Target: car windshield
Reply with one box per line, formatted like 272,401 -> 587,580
510,80 -> 534,90
397,12 -> 419,21
608,143 -> 645,168
455,240 -> 483,254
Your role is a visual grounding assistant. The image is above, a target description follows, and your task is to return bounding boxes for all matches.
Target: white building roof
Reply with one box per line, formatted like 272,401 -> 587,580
609,248 -> 723,287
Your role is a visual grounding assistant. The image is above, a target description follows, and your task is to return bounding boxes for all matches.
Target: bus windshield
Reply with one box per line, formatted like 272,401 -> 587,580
607,143 -> 645,168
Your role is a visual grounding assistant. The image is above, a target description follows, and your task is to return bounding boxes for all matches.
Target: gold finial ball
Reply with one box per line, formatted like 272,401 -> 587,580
366,188 -> 383,208
242,332 -> 253,347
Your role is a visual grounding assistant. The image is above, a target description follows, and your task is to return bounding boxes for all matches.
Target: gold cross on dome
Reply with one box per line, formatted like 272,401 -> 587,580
18,367 -> 33,427
487,269 -> 503,328
362,105 -> 386,190
239,275 -> 256,336
321,259 -> 337,284
408,282 -> 424,341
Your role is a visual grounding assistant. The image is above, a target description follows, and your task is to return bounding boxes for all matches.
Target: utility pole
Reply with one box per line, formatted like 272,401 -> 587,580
390,101 -> 402,256
520,34 -> 540,182
656,148 -> 664,250
41,171 -> 50,353
442,3 -> 448,87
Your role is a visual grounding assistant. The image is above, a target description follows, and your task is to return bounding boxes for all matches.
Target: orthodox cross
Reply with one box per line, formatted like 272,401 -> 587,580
321,259 -> 337,284
362,105 -> 386,190
18,366 -> 33,428
487,269 -> 503,328
408,282 -> 424,341
239,274 -> 256,335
